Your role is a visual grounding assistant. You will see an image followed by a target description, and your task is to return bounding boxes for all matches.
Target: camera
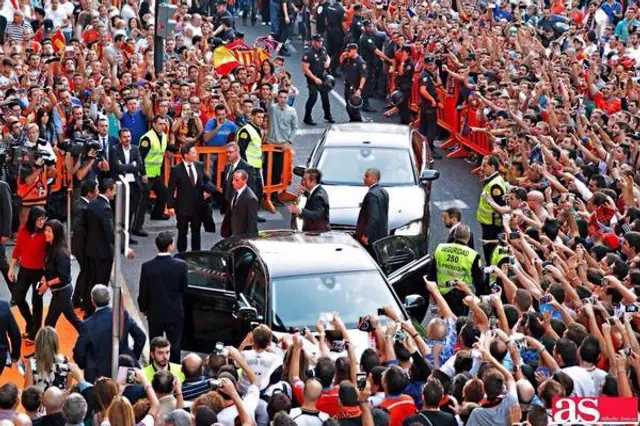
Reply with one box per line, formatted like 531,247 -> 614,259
331,340 -> 346,352
491,282 -> 501,294
209,379 -> 222,390
58,138 -> 102,157
393,329 -> 406,343
444,280 -> 457,288
357,372 -> 367,391
539,295 -> 553,304
357,316 -> 375,332
214,342 -> 229,357
509,333 -> 527,350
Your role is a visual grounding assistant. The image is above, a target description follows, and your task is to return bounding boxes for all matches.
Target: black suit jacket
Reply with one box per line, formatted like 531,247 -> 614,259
221,186 -> 259,238
0,300 -> 20,364
72,306 -> 146,383
0,180 -> 11,239
300,185 -> 331,232
167,161 -> 216,216
447,226 -> 475,250
220,159 -> 255,215
71,197 -> 89,259
86,196 -> 114,260
356,184 -> 389,244
109,144 -> 144,187
33,412 -> 65,426
138,255 -> 188,323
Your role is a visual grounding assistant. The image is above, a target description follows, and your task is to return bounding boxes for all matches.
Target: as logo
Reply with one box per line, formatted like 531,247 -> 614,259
552,397 -> 599,423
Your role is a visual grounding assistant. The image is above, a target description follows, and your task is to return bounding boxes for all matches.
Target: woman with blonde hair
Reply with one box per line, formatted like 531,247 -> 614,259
24,326 -> 72,390
101,369 -> 159,426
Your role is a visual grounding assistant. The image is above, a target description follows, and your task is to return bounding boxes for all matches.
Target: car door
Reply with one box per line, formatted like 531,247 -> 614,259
176,250 -> 240,352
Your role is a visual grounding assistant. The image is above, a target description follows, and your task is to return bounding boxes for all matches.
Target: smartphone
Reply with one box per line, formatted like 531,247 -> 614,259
377,308 -> 385,316
619,347 -> 632,357
116,366 -> 135,385
331,340 -> 346,352
539,295 -> 552,304
625,304 -> 639,313
509,230 -> 520,239
356,372 -> 367,391
491,283 -> 501,293
483,267 -> 492,274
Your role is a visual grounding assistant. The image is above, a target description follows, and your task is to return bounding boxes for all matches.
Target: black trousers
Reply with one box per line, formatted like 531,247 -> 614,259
481,224 -> 502,265
304,81 -> 332,121
362,61 -> 376,106
84,256 -> 113,316
13,267 -> 43,339
46,285 -> 82,332
134,176 -> 167,230
278,13 -> 295,47
443,288 -> 469,317
419,107 -> 438,149
326,28 -> 345,75
72,255 -> 87,306
149,320 -> 183,364
177,213 -> 202,253
0,243 -> 13,294
398,89 -> 412,125
345,85 -> 362,122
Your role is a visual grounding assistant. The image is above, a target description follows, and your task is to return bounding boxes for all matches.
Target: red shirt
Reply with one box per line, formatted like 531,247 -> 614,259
379,395 -> 417,426
592,92 -> 622,115
11,226 -> 46,270
293,377 -> 341,416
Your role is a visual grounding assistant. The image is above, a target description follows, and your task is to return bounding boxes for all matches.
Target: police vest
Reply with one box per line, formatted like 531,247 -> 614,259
18,169 -> 48,207
141,129 -> 168,178
476,174 -> 506,226
238,124 -> 262,169
434,243 -> 478,294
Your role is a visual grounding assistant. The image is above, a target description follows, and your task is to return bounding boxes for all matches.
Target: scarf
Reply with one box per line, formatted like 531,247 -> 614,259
334,407 -> 362,419
482,395 -> 505,408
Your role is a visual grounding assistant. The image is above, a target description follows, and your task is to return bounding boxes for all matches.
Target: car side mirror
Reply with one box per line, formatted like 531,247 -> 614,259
403,294 -> 426,310
293,166 -> 306,177
419,169 -> 440,185
236,306 -> 259,323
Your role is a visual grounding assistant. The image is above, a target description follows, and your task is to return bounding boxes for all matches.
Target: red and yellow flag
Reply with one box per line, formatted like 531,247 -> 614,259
212,45 -> 240,75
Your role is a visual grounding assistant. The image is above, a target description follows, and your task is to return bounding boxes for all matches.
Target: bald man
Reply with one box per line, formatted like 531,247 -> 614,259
182,353 -> 216,401
34,387 -> 64,426
13,413 -> 32,426
289,379 -> 329,426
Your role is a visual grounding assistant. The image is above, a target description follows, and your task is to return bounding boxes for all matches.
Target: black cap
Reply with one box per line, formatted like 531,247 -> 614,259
42,19 -> 54,30
346,42 -> 358,50
424,55 -> 435,63
354,4 -> 363,10
362,19 -> 372,26
312,34 -> 323,41
217,0 -> 226,5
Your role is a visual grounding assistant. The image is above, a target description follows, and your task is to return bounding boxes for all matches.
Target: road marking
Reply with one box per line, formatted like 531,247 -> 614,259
296,128 -> 326,136
287,44 -> 297,53
331,90 -> 347,106
433,199 -> 470,210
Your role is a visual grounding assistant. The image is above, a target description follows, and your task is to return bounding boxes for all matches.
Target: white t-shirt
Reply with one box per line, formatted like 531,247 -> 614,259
45,7 -> 69,28
217,384 -> 260,426
561,366 -> 597,397
238,349 -> 283,392
289,408 -> 330,426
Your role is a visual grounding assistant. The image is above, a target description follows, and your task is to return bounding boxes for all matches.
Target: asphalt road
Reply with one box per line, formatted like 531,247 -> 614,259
0,22 -> 483,328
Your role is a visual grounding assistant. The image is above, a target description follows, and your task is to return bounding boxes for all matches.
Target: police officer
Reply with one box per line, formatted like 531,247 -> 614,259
213,0 -> 234,30
315,0 -> 329,39
418,55 -> 441,160
476,155 -> 507,263
325,0 -> 345,77
137,115 -> 170,226
236,107 -> 265,205
394,44 -> 414,125
302,34 -> 333,126
359,20 -> 392,112
340,43 -> 366,122
431,224 -> 484,316
349,4 -> 364,43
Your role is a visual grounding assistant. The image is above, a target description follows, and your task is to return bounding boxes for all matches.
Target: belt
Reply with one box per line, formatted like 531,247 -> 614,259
50,283 -> 71,293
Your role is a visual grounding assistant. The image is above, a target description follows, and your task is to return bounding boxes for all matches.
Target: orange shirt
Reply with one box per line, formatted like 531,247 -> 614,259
379,395 -> 417,426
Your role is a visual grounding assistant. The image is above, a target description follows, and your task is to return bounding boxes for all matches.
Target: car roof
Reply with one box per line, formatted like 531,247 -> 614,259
322,123 -> 412,149
237,230 -> 379,278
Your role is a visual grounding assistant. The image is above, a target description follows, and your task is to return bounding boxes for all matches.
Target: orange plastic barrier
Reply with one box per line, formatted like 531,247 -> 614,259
153,144 -> 295,214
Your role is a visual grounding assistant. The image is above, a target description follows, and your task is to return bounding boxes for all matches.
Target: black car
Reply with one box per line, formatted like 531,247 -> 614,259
176,230 -> 433,354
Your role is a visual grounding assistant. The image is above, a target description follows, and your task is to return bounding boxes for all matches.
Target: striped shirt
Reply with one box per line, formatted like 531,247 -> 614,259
5,21 -> 32,42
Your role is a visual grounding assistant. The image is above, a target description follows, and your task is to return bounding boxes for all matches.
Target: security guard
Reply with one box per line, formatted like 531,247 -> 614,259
302,34 -> 333,126
315,0 -> 329,39
340,43 -> 366,122
236,107 -> 265,201
418,55 -> 441,160
476,155 -> 507,264
359,20 -> 392,112
137,115 -> 170,227
349,4 -> 365,43
325,0 -> 345,77
431,224 -> 484,316
394,44 -> 414,125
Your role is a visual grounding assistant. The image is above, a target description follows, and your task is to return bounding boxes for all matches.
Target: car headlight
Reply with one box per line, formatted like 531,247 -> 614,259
394,220 -> 422,236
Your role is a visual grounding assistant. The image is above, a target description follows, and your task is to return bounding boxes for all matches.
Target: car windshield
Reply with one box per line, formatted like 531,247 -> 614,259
317,147 -> 415,186
271,270 -> 404,331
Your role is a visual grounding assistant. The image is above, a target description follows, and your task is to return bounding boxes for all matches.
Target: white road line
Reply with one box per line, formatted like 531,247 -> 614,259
433,199 -> 470,210
287,44 -> 297,53
296,128 -> 326,136
331,90 -> 347,106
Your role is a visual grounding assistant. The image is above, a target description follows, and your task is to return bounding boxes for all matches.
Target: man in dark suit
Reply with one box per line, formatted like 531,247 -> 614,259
286,168 -> 331,232
0,180 -> 13,294
71,180 -> 98,309
95,117 -> 118,182
109,128 -> 145,239
73,284 -> 146,383
220,142 -> 256,216
221,169 -> 259,238
84,179 -> 116,317
137,232 -> 188,363
443,207 -> 475,249
0,299 -> 20,375
167,144 -> 217,253
356,168 -> 389,253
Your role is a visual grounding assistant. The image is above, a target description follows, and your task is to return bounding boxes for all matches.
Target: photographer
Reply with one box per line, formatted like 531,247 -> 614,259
16,141 -> 55,227
170,102 -> 203,147
64,105 -> 96,142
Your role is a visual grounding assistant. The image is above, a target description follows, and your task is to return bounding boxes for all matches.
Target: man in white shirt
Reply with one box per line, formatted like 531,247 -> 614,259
217,347 -> 261,426
554,338 -> 597,397
290,379 -> 330,426
239,325 -> 283,393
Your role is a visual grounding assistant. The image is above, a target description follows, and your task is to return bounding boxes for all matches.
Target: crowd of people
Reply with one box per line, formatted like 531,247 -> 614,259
0,0 -> 639,423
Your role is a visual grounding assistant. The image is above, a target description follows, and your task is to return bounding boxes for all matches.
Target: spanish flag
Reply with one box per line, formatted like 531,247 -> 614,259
212,45 -> 240,75
50,29 -> 66,53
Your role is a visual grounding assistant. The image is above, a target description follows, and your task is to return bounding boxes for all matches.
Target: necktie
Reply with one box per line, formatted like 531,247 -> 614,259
102,137 -> 108,156
231,191 -> 238,209
188,164 -> 196,185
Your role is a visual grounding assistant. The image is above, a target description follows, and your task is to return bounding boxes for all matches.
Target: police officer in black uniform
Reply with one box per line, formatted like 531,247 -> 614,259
349,4 -> 364,43
302,34 -> 333,126
213,0 -> 235,30
418,55 -> 442,160
359,20 -> 392,112
315,0 -> 329,40
325,0 -> 345,77
340,43 -> 366,122
394,44 -> 414,125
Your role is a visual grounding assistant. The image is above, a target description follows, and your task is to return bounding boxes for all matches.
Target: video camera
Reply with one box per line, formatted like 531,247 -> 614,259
9,139 -> 56,168
58,137 -> 103,158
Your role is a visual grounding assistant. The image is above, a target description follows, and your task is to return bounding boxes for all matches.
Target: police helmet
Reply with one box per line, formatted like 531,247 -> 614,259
348,94 -> 363,109
323,74 -> 336,90
390,90 -> 405,107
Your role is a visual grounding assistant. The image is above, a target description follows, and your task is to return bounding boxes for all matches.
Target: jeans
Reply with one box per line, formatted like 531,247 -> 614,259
269,0 -> 280,34
242,0 -> 258,21
298,10 -> 311,43
45,285 -> 82,332
278,14 -> 295,47
14,267 -> 43,339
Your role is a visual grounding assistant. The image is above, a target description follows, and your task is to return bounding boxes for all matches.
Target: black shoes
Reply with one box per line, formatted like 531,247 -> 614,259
362,105 -> 377,112
151,214 -> 170,221
432,151 -> 443,160
132,229 -> 149,237
257,215 -> 267,223
304,119 -> 317,126
325,117 -> 335,123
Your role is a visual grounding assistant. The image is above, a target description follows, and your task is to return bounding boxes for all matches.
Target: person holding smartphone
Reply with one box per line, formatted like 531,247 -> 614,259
38,219 -> 82,332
